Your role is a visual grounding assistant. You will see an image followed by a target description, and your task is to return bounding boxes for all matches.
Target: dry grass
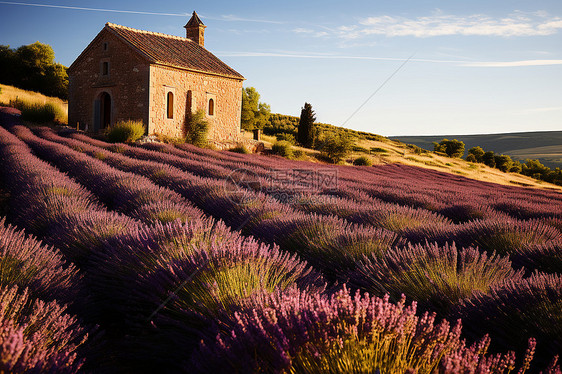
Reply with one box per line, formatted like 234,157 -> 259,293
354,137 -> 562,191
0,84 -> 67,124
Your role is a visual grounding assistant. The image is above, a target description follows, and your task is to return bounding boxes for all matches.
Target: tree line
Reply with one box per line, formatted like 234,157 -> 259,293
0,42 -> 68,99
433,139 -> 562,186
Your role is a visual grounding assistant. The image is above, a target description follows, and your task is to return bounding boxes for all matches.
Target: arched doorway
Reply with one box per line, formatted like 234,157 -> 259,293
100,92 -> 111,129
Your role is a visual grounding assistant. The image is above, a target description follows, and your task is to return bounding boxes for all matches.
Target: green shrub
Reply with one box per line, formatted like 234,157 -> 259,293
407,144 -> 425,155
293,149 -> 304,159
105,120 -> 146,143
370,147 -> 388,154
271,141 -> 294,158
9,98 -> 64,124
275,132 -> 296,144
352,145 -> 369,153
229,144 -> 250,154
353,156 -> 373,166
185,109 -> 209,147
465,154 -> 477,163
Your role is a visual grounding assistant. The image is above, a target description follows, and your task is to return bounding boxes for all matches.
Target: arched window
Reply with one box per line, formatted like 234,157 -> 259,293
208,98 -> 214,116
167,92 -> 174,119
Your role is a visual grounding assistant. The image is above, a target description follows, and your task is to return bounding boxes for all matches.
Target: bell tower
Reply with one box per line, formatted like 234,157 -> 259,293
184,11 -> 206,47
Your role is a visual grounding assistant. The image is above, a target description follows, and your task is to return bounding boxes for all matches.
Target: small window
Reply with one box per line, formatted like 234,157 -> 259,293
167,92 -> 174,119
102,61 -> 109,76
103,42 -> 108,51
208,98 -> 214,116
187,90 -> 192,113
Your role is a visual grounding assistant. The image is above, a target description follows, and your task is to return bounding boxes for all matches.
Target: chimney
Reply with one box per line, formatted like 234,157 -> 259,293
184,11 -> 206,47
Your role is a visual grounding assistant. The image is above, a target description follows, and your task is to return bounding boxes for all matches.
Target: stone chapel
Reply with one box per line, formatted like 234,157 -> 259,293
68,11 -> 245,141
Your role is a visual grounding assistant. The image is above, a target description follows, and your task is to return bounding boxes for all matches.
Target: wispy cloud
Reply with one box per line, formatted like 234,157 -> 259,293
293,28 -> 330,37
217,51 -> 461,63
306,10 -> 562,39
462,59 -> 562,67
219,51 -> 562,69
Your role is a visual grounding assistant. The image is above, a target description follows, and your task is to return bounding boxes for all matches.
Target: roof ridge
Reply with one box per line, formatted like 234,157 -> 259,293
105,22 -> 192,43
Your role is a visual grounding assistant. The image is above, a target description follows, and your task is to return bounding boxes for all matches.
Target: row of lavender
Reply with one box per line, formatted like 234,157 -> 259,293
0,126 -> 92,371
28,126 -> 562,368
63,128 -> 562,277
0,121 -> 560,371
1,125 -> 320,371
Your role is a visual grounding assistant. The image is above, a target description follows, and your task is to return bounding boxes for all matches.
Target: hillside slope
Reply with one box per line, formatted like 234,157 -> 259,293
251,131 -> 562,192
393,131 -> 562,169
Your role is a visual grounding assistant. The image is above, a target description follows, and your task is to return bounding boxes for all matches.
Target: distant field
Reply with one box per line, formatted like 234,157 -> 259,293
393,131 -> 562,169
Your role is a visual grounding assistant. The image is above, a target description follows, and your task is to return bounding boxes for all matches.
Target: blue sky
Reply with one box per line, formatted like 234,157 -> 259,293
1,0 -> 561,136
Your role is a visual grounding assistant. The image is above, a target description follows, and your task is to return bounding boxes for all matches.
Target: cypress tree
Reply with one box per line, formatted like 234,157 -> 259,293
297,102 -> 316,147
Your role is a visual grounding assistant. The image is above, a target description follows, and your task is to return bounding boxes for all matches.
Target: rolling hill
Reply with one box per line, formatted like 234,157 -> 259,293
393,131 -> 562,169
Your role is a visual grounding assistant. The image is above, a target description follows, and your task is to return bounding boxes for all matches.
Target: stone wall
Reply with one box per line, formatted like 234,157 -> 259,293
68,29 -> 150,131
149,65 -> 243,141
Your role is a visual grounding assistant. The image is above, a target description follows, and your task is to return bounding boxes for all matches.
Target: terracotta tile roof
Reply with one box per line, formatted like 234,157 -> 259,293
105,23 -> 244,80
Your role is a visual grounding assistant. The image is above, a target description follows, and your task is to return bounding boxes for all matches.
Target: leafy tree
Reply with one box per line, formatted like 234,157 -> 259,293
521,159 -> 551,180
467,146 -> 485,163
510,160 -> 523,174
318,132 -> 354,164
298,102 -> 316,148
241,87 -> 271,131
494,155 -> 514,173
482,151 -> 496,168
0,42 -> 68,99
433,139 -> 465,158
0,45 -> 16,86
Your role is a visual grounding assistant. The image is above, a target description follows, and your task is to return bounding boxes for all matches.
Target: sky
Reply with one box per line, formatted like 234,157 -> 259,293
0,0 -> 561,136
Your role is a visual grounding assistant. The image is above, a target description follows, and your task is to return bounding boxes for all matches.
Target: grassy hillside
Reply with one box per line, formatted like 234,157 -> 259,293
0,83 -> 68,124
259,115 -> 562,191
393,131 -> 562,169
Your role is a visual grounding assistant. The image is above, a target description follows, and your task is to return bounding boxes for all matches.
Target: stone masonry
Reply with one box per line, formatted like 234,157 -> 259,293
68,12 -> 244,141
68,30 -> 150,132
149,65 -> 242,141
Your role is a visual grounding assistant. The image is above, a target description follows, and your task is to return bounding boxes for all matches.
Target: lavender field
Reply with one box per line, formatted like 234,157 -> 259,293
1,120 -> 561,373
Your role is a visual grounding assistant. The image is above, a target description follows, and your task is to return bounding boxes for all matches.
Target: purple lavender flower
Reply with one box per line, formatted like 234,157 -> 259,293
0,285 -> 87,372
0,218 -> 80,302
455,272 -> 562,368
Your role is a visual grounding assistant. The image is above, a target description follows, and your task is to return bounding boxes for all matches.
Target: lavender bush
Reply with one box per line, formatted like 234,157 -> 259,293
129,200 -> 205,225
0,285 -> 87,372
456,272 -> 562,368
253,214 -> 400,279
193,286 -> 463,373
349,242 -> 523,317
459,218 -> 562,255
0,218 -> 79,302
